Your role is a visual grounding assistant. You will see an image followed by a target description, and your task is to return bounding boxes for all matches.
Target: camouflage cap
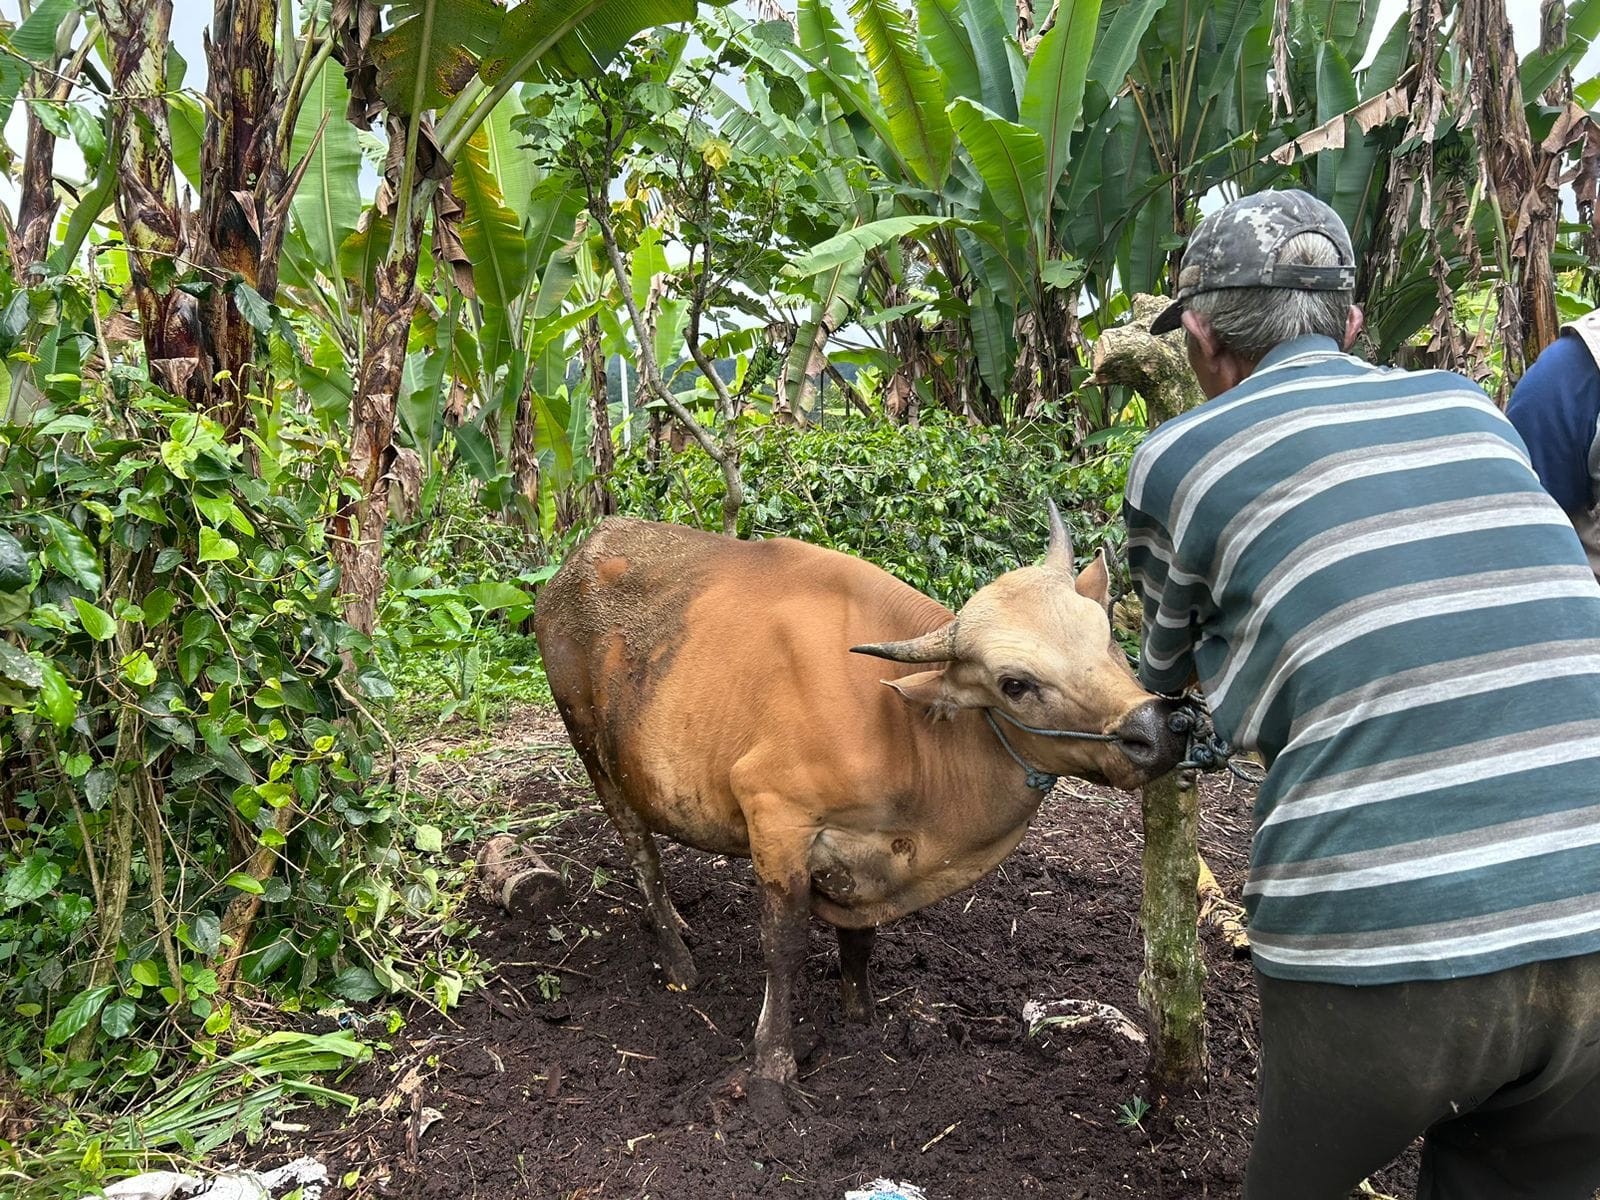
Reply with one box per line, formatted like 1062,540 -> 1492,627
1150,189 -> 1356,336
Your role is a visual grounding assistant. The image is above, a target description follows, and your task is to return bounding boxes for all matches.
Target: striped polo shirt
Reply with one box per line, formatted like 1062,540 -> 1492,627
1124,334 -> 1600,985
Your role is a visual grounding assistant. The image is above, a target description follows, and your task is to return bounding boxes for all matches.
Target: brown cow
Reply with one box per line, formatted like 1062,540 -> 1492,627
533,508 -> 1185,1090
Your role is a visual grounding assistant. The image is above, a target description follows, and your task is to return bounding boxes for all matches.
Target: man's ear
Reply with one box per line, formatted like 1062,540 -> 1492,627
1343,303 -> 1365,352
1181,308 -> 1222,358
1074,548 -> 1112,613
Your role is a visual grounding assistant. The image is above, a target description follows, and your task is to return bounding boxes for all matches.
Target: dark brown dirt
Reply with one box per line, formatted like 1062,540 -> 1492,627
261,723 -> 1421,1200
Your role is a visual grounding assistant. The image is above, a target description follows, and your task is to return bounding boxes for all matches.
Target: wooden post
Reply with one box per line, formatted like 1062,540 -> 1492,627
1091,293 -> 1209,1092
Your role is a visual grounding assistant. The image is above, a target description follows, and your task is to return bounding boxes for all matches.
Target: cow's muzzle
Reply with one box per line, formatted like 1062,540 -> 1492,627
1112,698 -> 1189,776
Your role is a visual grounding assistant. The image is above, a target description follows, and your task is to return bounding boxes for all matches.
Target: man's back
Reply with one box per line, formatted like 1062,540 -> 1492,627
1125,334 -> 1600,985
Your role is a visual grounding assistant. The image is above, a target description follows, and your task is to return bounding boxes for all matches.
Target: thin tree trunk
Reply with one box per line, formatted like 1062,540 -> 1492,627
1091,294 -> 1208,1094
591,196 -> 743,535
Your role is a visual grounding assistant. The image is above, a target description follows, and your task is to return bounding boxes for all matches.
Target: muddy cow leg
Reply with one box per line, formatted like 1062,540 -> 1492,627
741,797 -> 815,1086
593,777 -> 697,989
752,874 -> 809,1084
836,926 -> 876,1023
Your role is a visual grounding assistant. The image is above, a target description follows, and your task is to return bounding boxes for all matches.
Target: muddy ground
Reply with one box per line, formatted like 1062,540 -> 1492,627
260,710 -> 1419,1200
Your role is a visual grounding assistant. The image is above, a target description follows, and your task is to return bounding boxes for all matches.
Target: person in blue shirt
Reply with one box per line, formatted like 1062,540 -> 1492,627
1505,313 -> 1600,577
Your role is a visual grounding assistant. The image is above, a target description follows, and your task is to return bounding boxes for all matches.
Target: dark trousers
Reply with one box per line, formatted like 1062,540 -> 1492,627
1246,951 -> 1600,1200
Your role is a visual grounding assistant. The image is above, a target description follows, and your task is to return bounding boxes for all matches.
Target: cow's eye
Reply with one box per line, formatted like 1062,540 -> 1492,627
1000,677 -> 1031,700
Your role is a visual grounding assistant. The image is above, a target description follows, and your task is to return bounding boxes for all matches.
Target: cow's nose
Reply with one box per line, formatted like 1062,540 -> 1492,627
1113,698 -> 1188,776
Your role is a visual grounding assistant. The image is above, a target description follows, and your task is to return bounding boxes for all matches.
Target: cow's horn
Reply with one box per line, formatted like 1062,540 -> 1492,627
851,622 -> 959,663
1046,500 -> 1075,575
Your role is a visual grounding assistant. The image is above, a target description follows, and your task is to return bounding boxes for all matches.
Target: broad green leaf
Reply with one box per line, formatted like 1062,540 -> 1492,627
948,98 -> 1046,237
482,0 -> 729,85
784,214 -> 988,278
414,824 -> 445,853
131,960 -> 161,988
398,310 -> 455,452
372,0 -> 504,114
1083,0 -> 1161,121
0,0 -> 75,126
72,597 -> 116,642
233,282 -> 273,334
36,660 -> 75,730
0,641 -> 41,690
798,0 -> 862,82
1522,0 -> 1600,99
43,515 -> 101,592
224,872 -> 266,895
457,123 -> 532,371
1020,0 -> 1100,203
330,965 -> 384,1002
1293,0 -> 1381,66
785,261 -> 863,416
169,92 -> 206,191
1311,41 -> 1371,236
919,0 -> 1001,115
967,283 -> 1010,397
290,59 -> 364,269
851,0 -> 954,187
120,650 -> 158,688
100,997 -> 136,1039
631,225 -> 669,317
192,910 -> 222,955
199,528 -> 240,564
1,852 -> 61,910
44,985 -> 114,1048
461,581 -> 533,611
480,97 -> 536,223
528,186 -> 587,320
1197,0 -> 1272,106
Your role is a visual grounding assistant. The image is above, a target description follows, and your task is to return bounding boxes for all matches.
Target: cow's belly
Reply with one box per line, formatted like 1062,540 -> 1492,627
612,742 -> 754,857
807,824 -> 1027,927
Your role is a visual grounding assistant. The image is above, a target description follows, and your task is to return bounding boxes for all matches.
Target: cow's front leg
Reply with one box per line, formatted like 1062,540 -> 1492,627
753,871 -> 808,1085
836,925 -> 876,1023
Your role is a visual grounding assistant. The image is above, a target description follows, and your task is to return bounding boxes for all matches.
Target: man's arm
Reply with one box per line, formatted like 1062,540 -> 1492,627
1505,333 -> 1600,515
1123,492 -> 1203,697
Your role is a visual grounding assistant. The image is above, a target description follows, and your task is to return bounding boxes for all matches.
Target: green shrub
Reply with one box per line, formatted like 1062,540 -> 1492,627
0,380 -> 462,1099
612,412 -> 1143,607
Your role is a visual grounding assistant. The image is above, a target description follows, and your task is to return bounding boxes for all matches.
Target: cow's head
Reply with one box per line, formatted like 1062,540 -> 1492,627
852,504 -> 1186,790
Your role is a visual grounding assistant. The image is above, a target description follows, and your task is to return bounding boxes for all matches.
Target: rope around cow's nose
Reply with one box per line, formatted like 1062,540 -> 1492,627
1169,704 -> 1267,785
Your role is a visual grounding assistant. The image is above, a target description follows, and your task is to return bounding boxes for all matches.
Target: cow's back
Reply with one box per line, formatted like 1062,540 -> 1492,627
534,518 -> 949,852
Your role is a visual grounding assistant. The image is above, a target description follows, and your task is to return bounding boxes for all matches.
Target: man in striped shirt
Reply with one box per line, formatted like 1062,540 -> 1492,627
1126,189 -> 1600,1199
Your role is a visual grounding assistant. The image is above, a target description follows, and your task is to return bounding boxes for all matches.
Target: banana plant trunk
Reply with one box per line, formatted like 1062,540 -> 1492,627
94,0 -> 201,403
333,247 -> 424,636
198,0 -> 283,433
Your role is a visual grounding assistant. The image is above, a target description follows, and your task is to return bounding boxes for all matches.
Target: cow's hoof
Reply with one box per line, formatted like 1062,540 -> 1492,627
659,948 -> 698,990
840,987 -> 875,1025
719,1068 -> 802,1121
746,1073 -> 794,1122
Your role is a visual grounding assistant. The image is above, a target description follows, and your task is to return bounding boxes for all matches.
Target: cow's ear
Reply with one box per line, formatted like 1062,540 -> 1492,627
883,669 -> 956,716
1074,549 -> 1111,612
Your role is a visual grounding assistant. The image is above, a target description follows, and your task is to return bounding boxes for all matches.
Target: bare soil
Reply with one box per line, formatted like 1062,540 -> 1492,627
261,710 -> 1420,1200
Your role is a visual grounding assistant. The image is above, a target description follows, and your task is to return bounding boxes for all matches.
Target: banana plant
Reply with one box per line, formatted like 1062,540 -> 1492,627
771,0 -> 1174,423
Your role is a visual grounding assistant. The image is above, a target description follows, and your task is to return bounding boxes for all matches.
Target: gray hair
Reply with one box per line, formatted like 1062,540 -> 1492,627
1185,231 -> 1353,362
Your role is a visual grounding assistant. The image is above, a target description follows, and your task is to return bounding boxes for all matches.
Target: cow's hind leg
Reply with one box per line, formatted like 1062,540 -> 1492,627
836,926 -> 876,1023
593,778 -> 698,989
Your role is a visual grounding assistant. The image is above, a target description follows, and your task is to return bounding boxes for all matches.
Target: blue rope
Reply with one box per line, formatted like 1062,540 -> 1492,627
983,710 -> 1061,792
